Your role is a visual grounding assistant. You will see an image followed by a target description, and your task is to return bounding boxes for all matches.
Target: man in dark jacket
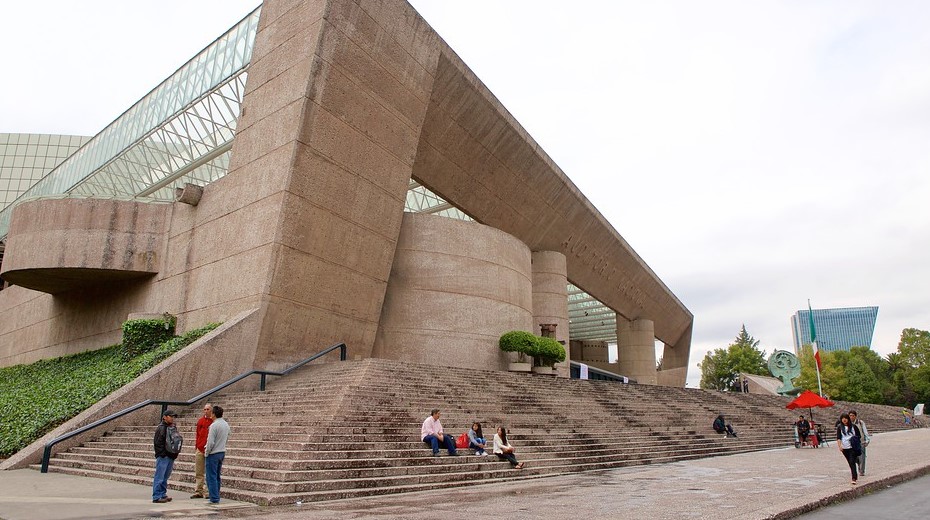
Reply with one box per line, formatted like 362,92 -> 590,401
152,410 -> 181,503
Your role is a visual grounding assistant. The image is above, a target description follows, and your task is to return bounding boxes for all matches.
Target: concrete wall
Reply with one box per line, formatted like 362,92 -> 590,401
1,199 -> 166,293
373,213 -> 532,370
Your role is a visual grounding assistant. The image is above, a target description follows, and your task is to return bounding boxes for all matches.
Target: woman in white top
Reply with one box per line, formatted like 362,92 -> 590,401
835,413 -> 862,485
493,426 -> 524,469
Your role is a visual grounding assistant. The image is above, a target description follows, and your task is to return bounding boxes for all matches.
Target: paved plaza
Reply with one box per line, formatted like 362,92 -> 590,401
0,428 -> 927,520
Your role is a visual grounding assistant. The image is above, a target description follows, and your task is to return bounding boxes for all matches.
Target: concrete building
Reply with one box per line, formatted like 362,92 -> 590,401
791,306 -> 879,353
0,0 -> 692,388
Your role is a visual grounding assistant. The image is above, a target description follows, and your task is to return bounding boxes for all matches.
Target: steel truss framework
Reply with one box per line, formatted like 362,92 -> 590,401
2,5 -> 620,344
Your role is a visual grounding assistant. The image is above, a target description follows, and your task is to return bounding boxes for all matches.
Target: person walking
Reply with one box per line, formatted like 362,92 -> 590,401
204,405 -> 230,504
421,409 -> 457,456
190,403 -> 213,499
849,410 -> 870,476
836,413 -> 862,485
152,410 -> 182,503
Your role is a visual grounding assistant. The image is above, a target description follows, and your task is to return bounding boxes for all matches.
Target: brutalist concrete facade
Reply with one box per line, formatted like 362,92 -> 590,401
0,0 -> 692,386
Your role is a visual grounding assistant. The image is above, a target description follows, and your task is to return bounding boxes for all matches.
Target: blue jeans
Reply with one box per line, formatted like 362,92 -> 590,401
423,434 -> 456,455
470,438 -> 486,453
152,456 -> 175,501
205,452 -> 225,503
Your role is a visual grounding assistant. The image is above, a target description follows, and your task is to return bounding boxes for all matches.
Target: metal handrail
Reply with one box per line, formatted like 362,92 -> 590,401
41,342 -> 346,472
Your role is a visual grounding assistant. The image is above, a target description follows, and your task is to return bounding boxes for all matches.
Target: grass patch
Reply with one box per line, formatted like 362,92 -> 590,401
0,323 -> 220,458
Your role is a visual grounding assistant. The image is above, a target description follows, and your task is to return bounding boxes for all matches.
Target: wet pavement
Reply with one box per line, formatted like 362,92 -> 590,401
1,428 -> 928,520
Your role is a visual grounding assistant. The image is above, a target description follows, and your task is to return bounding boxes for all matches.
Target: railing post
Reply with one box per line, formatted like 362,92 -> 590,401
339,343 -> 346,361
160,403 -> 167,417
260,373 -> 266,391
41,445 -> 51,473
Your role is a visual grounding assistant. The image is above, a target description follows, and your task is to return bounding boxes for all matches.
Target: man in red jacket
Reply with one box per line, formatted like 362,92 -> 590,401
190,403 -> 213,499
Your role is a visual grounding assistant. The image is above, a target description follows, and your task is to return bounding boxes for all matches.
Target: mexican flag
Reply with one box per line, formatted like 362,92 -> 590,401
808,301 -> 821,371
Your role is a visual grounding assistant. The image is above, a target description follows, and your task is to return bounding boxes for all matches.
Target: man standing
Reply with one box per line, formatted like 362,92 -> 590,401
421,409 -> 457,457
849,410 -> 870,476
152,410 -> 181,503
190,403 -> 213,499
204,405 -> 230,504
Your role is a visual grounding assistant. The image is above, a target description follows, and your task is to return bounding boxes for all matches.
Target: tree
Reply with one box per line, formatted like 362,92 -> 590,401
843,356 -> 883,403
898,328 -> 930,368
699,325 -> 768,391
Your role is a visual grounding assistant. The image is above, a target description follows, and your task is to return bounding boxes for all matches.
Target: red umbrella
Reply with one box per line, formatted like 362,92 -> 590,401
786,390 -> 835,423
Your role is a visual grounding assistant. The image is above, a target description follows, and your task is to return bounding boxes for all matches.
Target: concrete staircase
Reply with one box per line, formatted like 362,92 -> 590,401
36,358 -> 914,505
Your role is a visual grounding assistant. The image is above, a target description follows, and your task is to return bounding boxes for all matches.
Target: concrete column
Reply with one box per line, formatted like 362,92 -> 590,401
617,316 -> 657,385
657,322 -> 691,387
531,251 -> 569,376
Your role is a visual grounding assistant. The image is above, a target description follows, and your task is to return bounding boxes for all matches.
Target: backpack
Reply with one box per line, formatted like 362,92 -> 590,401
456,432 -> 469,449
165,425 -> 183,454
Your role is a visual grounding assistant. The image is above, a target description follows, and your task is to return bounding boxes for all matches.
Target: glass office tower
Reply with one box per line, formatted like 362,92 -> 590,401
790,306 -> 879,353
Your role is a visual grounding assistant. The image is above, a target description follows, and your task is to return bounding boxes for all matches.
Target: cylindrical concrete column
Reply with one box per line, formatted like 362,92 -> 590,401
373,213 -> 534,371
531,251 -> 569,376
616,316 -> 657,385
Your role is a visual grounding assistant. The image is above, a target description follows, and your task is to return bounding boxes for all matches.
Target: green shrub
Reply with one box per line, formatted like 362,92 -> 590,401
120,314 -> 176,360
499,330 -> 537,362
536,337 -> 566,366
0,322 -> 219,458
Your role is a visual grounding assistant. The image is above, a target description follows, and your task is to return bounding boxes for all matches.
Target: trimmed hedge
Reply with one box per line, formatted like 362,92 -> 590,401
120,314 -> 176,360
499,330 -> 566,367
499,330 -> 537,361
535,336 -> 566,366
0,322 -> 219,458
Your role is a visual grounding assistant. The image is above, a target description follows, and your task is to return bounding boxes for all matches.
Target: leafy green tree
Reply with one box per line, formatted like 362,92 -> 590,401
843,356 -> 883,403
699,348 -> 732,391
699,325 -> 768,391
898,328 -> 930,368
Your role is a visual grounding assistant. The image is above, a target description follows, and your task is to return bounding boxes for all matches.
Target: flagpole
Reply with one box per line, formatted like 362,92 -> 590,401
808,300 -> 824,397
814,345 -> 823,397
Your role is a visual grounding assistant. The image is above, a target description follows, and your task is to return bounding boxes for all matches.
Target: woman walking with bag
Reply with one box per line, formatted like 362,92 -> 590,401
836,413 -> 862,485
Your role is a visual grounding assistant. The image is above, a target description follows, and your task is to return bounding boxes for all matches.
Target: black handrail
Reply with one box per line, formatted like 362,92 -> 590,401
41,342 -> 346,473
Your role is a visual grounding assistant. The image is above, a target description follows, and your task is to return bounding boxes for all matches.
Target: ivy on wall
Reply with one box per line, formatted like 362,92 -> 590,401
0,322 -> 219,458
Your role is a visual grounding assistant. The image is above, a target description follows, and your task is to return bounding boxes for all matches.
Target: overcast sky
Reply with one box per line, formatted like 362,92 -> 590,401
2,1 -> 928,387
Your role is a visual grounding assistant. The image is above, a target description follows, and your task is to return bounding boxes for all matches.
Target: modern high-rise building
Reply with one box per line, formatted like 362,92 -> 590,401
790,306 -> 879,353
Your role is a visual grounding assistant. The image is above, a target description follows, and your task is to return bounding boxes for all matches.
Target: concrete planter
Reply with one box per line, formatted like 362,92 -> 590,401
508,362 -> 532,372
531,366 -> 554,375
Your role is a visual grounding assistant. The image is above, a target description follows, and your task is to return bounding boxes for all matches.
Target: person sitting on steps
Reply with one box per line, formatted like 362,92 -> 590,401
468,422 -> 488,456
421,409 -> 457,457
493,426 -> 524,469
713,415 -> 737,437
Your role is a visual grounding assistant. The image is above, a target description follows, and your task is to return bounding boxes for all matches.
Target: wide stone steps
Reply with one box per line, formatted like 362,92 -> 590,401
37,357 -> 912,505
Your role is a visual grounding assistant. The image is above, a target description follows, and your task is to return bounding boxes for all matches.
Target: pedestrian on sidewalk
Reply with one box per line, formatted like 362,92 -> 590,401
205,405 -> 230,504
421,409 -> 457,456
152,410 -> 182,503
190,403 -> 213,499
836,413 -> 862,485
493,426 -> 524,469
849,410 -> 870,476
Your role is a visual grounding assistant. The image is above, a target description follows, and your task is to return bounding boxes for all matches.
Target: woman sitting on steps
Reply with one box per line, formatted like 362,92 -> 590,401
468,422 -> 488,456
493,426 -> 524,469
